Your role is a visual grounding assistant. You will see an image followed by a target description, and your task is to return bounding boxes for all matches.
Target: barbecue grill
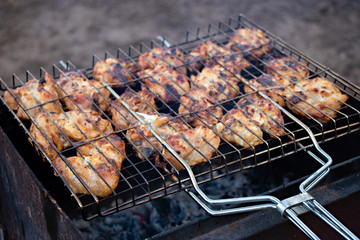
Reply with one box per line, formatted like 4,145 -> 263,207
0,14 -> 359,239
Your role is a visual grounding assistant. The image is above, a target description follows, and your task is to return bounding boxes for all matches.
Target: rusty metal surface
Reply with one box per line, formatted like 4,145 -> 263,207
0,126 -> 83,240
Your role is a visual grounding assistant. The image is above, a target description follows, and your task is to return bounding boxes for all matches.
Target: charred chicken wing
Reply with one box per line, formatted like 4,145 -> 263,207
4,73 -> 62,120
178,89 -> 223,128
138,65 -> 190,103
286,77 -> 348,123
237,93 -> 284,137
163,125 -> 220,170
111,85 -> 157,129
216,109 -> 263,148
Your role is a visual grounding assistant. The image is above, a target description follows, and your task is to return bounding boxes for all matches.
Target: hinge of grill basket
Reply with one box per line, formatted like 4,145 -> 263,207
277,192 -> 314,216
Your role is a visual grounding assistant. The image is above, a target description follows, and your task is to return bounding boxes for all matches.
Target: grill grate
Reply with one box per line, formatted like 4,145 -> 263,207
1,15 -> 360,220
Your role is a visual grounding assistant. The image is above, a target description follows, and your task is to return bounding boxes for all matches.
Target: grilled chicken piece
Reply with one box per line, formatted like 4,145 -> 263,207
138,65 -> 190,103
29,112 -> 69,161
191,64 -> 241,102
265,56 -> 309,83
111,85 -> 157,129
216,109 -> 263,148
4,73 -> 62,120
55,110 -> 113,142
178,89 -> 223,128
29,110 -> 113,160
93,57 -> 138,88
237,93 -> 284,137
163,125 -> 220,170
226,27 -> 272,59
138,47 -> 187,75
53,134 -> 125,197
286,77 -> 348,123
243,73 -> 291,107
56,71 -> 110,112
187,41 -> 250,72
126,114 -> 188,160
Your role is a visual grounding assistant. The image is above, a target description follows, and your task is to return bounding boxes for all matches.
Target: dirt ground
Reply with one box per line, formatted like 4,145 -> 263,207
0,0 -> 359,85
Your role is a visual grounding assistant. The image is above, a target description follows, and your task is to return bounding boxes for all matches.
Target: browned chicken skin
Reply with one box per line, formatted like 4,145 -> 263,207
286,77 -> 348,123
191,64 -> 240,102
138,65 -> 190,103
53,134 -> 126,197
138,47 -> 187,75
93,57 -> 138,88
226,27 -> 272,59
56,71 -> 110,112
126,113 -> 188,160
111,85 -> 158,130
29,110 -> 114,161
237,93 -> 285,137
187,41 -> 250,73
243,73 -> 291,107
4,73 -> 62,120
162,125 -> 220,170
216,108 -> 263,148
265,56 -> 309,83
178,89 -> 223,128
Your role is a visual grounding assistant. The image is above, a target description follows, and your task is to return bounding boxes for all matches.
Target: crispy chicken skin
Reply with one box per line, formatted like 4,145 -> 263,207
178,89 -> 223,128
4,73 -> 62,120
55,110 -> 113,142
237,93 -> 285,137
286,77 -> 348,123
163,125 -> 220,170
265,57 -> 309,83
226,27 -> 272,59
93,57 -> 138,88
191,65 -> 240,102
138,65 -> 190,103
56,71 -> 110,112
29,111 -> 69,160
244,73 -> 291,107
216,109 -> 263,148
29,110 -> 113,160
111,85 -> 157,129
126,114 -> 188,160
53,134 -> 125,197
138,47 -> 187,75
187,41 -> 250,72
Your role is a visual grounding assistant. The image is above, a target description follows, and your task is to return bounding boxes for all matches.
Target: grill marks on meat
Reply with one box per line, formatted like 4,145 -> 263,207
286,77 -> 349,123
187,41 -> 250,73
126,113 -> 189,161
53,134 -> 125,197
216,109 -> 263,149
191,65 -> 240,102
138,47 -> 187,75
56,71 -> 111,112
243,72 -> 290,107
111,85 -> 158,129
226,27 -> 273,59
93,57 -> 139,88
265,56 -> 309,83
178,89 -> 223,128
4,73 -> 62,120
138,65 -> 190,103
163,125 -> 220,170
236,93 -> 285,137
